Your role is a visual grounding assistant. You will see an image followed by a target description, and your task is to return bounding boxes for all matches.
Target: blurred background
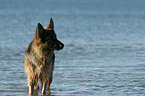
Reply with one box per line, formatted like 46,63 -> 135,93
1,0 -> 145,95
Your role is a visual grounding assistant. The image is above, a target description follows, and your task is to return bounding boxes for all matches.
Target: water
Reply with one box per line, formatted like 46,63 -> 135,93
1,0 -> 145,95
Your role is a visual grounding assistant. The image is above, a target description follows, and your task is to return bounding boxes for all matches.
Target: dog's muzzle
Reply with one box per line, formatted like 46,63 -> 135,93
58,42 -> 64,50
55,40 -> 64,50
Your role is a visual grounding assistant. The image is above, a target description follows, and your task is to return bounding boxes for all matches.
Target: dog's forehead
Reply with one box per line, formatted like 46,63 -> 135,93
45,30 -> 56,35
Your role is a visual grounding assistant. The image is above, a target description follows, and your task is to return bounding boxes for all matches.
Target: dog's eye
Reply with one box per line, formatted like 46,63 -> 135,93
46,37 -> 51,41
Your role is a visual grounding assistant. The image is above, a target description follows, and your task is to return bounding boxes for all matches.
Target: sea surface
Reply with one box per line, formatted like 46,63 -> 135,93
1,0 -> 145,96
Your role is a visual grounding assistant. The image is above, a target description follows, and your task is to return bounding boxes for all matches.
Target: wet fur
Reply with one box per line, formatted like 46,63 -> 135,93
24,18 -> 64,95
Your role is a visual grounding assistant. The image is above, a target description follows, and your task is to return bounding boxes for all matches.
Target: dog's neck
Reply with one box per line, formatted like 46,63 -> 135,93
32,40 -> 54,59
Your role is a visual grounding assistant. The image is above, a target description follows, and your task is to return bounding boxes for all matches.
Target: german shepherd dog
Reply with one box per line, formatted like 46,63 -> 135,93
24,18 -> 64,95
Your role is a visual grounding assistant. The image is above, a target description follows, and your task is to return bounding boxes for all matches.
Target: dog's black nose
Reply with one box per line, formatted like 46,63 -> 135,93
55,40 -> 64,50
59,43 -> 64,49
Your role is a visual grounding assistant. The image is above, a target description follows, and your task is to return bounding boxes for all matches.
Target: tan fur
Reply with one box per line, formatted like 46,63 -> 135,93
24,18 -> 64,95
25,40 -> 54,95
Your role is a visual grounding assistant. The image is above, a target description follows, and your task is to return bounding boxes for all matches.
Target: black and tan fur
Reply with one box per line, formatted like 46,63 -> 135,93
24,18 -> 64,95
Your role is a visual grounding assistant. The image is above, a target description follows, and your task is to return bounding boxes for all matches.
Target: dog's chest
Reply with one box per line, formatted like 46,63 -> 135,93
35,57 -> 53,73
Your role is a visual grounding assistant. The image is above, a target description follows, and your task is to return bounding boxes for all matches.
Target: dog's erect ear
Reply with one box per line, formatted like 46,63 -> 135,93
45,18 -> 54,30
35,23 -> 45,39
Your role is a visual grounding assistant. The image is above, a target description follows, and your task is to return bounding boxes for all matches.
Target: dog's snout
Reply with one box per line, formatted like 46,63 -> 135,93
54,40 -> 64,50
59,43 -> 64,49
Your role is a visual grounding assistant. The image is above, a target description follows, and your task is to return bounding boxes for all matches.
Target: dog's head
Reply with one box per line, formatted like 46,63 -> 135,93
34,18 -> 64,51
